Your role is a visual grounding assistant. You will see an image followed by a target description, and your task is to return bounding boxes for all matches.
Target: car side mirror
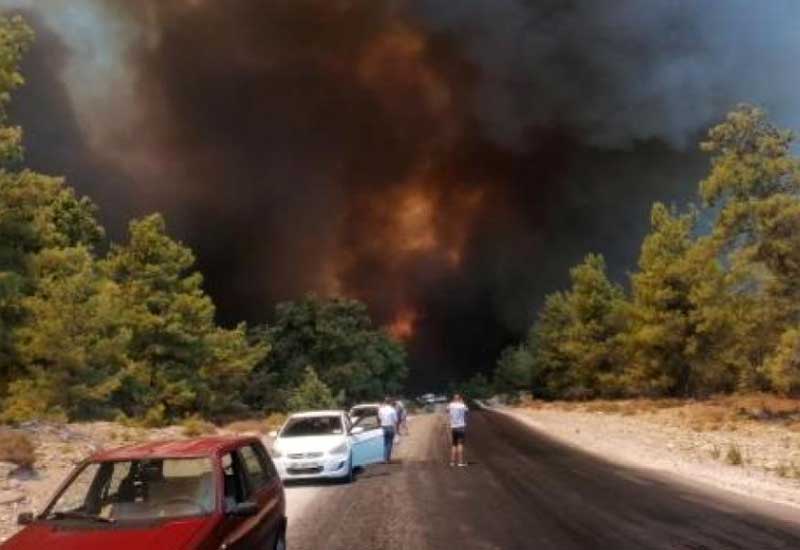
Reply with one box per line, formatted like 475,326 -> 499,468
350,426 -> 365,435
227,501 -> 258,518
268,430 -> 278,438
17,512 -> 34,526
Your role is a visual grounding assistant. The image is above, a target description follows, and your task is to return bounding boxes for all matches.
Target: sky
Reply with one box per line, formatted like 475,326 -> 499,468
1,0 -> 799,389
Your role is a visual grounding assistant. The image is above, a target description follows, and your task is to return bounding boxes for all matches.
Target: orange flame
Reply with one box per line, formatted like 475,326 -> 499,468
386,308 -> 417,341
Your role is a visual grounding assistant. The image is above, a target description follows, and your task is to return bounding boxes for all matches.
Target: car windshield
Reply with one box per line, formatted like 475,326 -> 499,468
281,416 -> 343,437
45,458 -> 215,523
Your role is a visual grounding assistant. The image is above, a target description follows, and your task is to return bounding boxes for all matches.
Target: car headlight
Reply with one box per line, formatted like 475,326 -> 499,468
328,442 -> 348,455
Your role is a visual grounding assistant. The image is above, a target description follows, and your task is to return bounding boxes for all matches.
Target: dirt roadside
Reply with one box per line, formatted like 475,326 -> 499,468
497,399 -> 800,510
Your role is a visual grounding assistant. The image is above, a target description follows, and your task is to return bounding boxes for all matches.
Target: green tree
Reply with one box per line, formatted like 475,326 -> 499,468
3,247 -> 128,421
459,372 -> 493,400
102,214 -> 265,422
494,345 -> 534,396
286,366 -> 339,411
625,204 -> 735,396
0,15 -> 33,165
764,328 -> 800,396
0,171 -> 106,391
529,292 -> 572,398
561,254 -> 628,397
247,295 -> 407,410
700,105 -> 800,391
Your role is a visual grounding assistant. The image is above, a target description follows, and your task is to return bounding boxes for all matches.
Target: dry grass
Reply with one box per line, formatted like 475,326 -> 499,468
527,394 -> 800,432
224,419 -> 269,434
0,430 -> 36,468
224,413 -> 288,435
529,398 -> 684,417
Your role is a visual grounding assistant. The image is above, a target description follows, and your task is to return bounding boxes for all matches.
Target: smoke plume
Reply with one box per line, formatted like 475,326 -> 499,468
2,0 -> 799,387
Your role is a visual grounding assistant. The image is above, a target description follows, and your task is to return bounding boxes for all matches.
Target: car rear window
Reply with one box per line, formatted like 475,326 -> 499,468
280,416 -> 343,437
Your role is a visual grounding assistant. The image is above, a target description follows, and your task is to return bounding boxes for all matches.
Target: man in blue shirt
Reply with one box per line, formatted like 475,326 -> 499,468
447,394 -> 469,467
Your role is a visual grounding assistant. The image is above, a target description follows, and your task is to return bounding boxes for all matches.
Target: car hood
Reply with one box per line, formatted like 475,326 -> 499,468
274,435 -> 347,455
2,517 -> 212,550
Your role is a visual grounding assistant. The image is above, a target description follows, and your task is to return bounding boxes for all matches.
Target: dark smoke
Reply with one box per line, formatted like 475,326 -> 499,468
2,1 -> 799,389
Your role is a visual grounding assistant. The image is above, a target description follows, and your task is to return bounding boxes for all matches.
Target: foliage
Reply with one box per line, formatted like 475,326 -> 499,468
181,415 -> 217,437
457,373 -> 493,400
510,254 -> 627,399
286,367 -> 339,412
246,295 -> 407,411
0,429 -> 35,468
101,215 -> 266,422
494,345 -> 534,395
763,328 -> 800,396
624,205 -> 736,396
0,13 -> 405,425
498,104 -> 800,401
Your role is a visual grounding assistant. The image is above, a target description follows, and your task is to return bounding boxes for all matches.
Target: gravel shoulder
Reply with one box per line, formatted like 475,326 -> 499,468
500,401 -> 800,510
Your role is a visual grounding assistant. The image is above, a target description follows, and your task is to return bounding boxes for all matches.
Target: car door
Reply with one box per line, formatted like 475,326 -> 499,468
237,443 -> 284,548
350,412 -> 385,467
218,450 -> 262,550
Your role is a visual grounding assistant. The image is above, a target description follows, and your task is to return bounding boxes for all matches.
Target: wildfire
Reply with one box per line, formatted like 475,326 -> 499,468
386,308 -> 417,341
396,189 -> 438,253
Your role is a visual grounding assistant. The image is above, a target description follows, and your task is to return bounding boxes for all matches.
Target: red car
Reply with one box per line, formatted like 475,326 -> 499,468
2,435 -> 287,550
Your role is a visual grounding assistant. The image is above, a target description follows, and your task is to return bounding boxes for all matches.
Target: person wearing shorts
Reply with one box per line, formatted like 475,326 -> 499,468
447,394 -> 468,467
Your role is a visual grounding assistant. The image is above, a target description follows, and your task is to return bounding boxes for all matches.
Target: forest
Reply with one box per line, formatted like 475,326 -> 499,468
494,104 -> 800,401
0,17 -> 407,424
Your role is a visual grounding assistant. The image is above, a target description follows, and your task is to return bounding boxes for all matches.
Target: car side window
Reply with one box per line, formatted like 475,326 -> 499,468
354,413 -> 380,430
222,452 -> 248,506
239,444 -> 274,492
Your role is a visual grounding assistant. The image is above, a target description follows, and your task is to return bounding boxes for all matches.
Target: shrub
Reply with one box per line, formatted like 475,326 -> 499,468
0,430 -> 36,468
725,444 -> 743,466
265,412 -> 287,431
181,416 -> 217,437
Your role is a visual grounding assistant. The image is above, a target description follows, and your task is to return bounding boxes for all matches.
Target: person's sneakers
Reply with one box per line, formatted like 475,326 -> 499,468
458,462 -> 467,467
449,461 -> 456,467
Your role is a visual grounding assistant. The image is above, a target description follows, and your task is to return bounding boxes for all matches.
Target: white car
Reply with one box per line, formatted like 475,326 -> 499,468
269,410 -> 385,482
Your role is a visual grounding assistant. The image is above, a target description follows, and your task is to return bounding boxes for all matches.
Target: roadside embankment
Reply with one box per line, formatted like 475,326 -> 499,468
498,395 -> 800,509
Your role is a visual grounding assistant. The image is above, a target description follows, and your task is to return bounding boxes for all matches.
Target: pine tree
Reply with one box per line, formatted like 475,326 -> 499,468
286,366 -> 338,412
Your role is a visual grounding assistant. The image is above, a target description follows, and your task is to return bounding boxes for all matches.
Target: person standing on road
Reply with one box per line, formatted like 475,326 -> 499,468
395,399 -> 408,435
447,393 -> 469,467
378,397 -> 399,463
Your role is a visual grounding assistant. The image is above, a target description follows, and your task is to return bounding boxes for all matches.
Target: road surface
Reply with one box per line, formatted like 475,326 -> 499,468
285,409 -> 800,549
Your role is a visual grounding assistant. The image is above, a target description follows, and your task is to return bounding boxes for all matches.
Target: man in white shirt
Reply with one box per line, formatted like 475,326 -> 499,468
446,394 -> 468,467
378,397 -> 399,463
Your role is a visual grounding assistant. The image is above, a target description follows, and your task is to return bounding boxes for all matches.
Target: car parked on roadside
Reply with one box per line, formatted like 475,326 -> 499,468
270,410 -> 384,482
1,436 -> 287,550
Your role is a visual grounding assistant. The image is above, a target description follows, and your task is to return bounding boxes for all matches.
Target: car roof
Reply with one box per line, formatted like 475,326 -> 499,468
287,410 -> 344,418
89,435 -> 260,461
350,403 -> 380,409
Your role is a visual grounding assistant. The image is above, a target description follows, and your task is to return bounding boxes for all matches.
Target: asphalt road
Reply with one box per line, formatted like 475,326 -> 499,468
286,410 -> 800,550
